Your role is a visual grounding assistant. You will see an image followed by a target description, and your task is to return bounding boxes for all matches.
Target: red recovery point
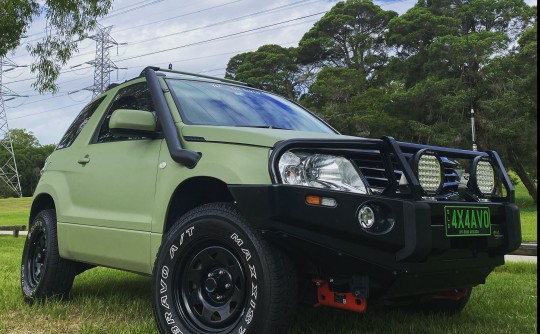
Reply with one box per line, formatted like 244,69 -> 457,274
313,279 -> 367,313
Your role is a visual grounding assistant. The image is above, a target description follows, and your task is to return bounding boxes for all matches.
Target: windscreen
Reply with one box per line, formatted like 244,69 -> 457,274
166,79 -> 335,134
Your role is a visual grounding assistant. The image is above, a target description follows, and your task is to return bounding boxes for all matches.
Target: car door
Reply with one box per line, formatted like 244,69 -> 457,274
60,82 -> 161,274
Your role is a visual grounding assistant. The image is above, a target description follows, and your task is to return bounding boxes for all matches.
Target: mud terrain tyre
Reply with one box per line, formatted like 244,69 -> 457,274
21,209 -> 76,302
152,203 -> 297,334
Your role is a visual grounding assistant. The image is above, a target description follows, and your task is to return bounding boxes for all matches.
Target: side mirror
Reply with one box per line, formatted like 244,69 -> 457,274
109,109 -> 160,138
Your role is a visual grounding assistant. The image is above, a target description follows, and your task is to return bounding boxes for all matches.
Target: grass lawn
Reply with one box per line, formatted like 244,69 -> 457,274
0,236 -> 537,334
514,182 -> 537,242
0,197 -> 31,228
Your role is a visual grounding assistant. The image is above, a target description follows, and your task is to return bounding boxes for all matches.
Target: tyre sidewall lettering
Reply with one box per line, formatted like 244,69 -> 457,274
158,225 -> 196,334
228,231 -> 259,334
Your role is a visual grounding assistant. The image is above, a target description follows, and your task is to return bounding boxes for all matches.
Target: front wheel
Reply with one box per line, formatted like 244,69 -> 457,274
152,203 -> 297,334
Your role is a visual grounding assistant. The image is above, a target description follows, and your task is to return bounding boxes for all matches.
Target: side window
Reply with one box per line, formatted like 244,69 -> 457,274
57,97 -> 106,149
95,82 -> 155,143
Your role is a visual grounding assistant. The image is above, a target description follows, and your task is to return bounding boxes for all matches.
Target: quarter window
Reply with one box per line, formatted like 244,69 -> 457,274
57,97 -> 105,149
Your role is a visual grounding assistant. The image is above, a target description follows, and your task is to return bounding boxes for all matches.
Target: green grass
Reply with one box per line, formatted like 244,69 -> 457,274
0,197 -> 31,228
514,182 -> 537,243
0,236 -> 537,333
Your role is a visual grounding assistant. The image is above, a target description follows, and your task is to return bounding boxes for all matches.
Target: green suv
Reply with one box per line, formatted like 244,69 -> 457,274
21,67 -> 521,334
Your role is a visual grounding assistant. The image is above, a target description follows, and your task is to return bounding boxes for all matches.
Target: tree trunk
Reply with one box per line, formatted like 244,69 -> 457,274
512,158 -> 537,204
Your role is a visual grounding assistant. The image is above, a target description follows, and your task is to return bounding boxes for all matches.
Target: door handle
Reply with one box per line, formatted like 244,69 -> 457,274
78,155 -> 90,165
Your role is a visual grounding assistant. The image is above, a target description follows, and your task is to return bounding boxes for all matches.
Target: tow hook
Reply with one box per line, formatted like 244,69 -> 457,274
312,279 -> 368,313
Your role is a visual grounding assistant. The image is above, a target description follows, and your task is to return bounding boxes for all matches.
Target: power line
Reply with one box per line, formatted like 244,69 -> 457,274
8,102 -> 87,121
108,0 -> 163,14
20,0 -> 170,42
11,0 -> 311,63
101,0 -> 166,20
7,20 -> 309,102
129,42 -> 297,69
11,0 -> 245,61
125,0 -> 320,47
113,0 -> 244,34
115,12 -> 327,63
8,1 -> 329,85
4,66 -> 94,85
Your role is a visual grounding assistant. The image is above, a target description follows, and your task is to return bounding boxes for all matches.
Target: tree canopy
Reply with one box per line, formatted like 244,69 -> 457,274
225,45 -> 306,100
0,0 -> 112,93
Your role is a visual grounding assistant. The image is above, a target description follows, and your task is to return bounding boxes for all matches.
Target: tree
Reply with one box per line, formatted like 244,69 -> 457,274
478,22 -> 537,202
0,129 -> 55,197
225,45 -> 310,99
0,0 -> 112,93
303,67 -> 368,134
384,0 -> 535,146
298,0 -> 397,79
295,0 -> 399,137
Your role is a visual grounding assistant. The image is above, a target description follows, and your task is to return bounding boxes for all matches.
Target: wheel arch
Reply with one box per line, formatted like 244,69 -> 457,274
163,176 -> 235,235
29,193 -> 56,227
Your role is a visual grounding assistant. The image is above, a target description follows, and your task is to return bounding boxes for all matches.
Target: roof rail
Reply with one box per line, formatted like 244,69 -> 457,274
139,66 -> 251,87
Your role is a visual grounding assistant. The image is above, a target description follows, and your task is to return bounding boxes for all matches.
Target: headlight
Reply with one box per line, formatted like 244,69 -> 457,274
278,151 -> 368,194
472,157 -> 495,196
414,150 -> 443,195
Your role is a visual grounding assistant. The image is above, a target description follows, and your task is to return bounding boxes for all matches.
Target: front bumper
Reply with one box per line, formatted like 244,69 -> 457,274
229,184 -> 521,299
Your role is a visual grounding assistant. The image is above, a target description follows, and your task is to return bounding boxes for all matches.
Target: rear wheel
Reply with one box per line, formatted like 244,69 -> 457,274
21,209 -> 76,302
152,203 -> 297,334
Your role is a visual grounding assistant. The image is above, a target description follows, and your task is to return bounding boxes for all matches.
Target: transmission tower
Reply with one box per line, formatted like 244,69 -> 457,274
85,25 -> 123,97
0,58 -> 24,197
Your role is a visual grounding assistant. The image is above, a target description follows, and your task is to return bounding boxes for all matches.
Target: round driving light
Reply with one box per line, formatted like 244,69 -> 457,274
415,151 -> 443,195
358,205 -> 376,229
357,203 -> 396,235
474,158 -> 495,196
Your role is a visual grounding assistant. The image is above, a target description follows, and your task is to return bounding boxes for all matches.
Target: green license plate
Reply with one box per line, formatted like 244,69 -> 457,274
444,206 -> 492,237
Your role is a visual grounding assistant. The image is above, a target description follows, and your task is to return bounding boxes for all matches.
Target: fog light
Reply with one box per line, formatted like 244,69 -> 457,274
357,203 -> 395,235
358,205 -> 376,229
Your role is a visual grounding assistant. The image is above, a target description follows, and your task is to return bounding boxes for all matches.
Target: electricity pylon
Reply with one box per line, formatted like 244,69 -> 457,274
0,58 -> 24,197
85,25 -> 124,97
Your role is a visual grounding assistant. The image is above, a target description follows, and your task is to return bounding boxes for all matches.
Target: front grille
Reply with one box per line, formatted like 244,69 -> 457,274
352,152 -> 460,194
441,157 -> 460,190
351,151 -> 401,193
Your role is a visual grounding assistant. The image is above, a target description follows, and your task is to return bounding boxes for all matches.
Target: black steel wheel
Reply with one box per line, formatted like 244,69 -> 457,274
24,225 -> 47,290
177,245 -> 247,332
152,203 -> 297,334
21,209 -> 76,302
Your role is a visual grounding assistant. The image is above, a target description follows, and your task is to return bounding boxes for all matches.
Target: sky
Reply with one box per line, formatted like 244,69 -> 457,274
2,0 -> 537,145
